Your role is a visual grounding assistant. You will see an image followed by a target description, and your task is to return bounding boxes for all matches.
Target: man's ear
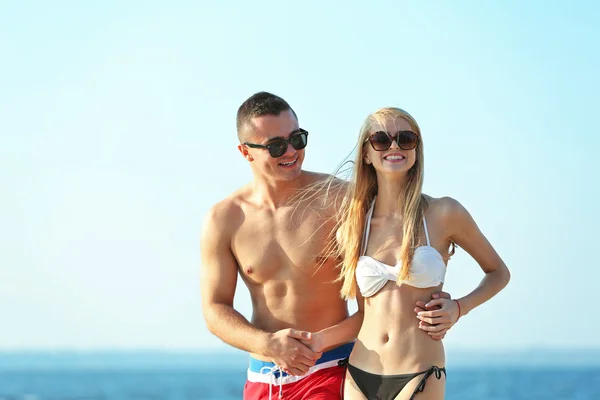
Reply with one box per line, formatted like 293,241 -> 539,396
238,144 -> 254,162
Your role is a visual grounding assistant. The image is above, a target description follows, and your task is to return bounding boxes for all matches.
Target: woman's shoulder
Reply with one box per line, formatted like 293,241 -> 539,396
423,194 -> 469,221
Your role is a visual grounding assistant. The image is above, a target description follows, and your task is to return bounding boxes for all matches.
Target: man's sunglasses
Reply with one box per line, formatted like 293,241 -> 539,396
244,129 -> 309,158
365,130 -> 419,151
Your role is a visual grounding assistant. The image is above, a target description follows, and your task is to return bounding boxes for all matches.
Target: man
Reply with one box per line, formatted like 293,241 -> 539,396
201,92 -> 449,400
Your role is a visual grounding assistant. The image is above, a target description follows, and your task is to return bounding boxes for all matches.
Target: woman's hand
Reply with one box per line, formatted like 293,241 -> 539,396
299,331 -> 326,354
416,298 -> 461,339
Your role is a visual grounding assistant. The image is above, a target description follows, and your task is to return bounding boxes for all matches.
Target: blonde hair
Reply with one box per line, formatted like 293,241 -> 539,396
337,108 -> 427,299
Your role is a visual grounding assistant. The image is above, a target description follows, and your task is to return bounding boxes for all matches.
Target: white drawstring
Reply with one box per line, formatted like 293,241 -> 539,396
259,364 -> 284,399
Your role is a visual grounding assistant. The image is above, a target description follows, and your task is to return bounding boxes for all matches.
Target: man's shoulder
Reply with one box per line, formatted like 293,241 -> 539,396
302,170 -> 347,187
297,171 -> 348,211
301,171 -> 349,197
203,188 -> 248,231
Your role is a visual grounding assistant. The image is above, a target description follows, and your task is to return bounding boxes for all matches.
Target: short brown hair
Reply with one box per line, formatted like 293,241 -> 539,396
236,92 -> 297,141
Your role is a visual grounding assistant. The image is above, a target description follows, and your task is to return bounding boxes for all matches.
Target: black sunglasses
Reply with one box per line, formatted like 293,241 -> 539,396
244,129 -> 309,158
365,130 -> 419,151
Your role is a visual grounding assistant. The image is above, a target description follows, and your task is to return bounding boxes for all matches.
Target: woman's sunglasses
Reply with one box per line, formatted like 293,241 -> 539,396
244,129 -> 309,158
365,130 -> 419,151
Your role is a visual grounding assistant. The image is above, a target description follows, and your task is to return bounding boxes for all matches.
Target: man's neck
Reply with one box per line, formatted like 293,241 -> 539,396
250,171 -> 306,210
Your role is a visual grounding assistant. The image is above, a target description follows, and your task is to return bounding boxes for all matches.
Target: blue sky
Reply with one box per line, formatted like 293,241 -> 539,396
1,1 -> 598,351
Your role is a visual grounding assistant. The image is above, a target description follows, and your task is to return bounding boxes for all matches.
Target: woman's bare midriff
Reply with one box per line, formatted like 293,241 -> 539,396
349,281 -> 445,375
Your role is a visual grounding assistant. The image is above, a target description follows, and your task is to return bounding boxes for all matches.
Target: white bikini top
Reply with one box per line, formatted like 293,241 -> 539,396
356,198 -> 447,297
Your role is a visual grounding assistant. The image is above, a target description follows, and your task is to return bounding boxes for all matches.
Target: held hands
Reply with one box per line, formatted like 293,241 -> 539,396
266,329 -> 322,376
299,330 -> 326,354
415,291 -> 461,340
269,294 -> 461,376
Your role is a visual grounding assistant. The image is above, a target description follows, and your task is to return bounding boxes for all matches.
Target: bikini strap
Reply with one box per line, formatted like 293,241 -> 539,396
361,198 -> 376,256
423,216 -> 431,246
409,366 -> 446,400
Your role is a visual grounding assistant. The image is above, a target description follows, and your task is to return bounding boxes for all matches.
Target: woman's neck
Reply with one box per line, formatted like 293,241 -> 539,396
373,173 -> 406,216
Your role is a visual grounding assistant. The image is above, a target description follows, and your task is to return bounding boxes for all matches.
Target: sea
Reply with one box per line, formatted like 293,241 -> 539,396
0,350 -> 599,400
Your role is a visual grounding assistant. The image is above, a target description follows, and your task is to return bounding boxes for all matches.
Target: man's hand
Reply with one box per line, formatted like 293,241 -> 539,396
266,329 -> 322,376
415,292 -> 460,340
414,291 -> 452,340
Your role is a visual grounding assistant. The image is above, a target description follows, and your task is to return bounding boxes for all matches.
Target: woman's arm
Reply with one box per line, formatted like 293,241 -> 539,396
417,197 -> 511,333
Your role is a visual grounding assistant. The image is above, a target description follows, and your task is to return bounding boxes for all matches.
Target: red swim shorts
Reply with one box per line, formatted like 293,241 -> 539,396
243,342 -> 353,400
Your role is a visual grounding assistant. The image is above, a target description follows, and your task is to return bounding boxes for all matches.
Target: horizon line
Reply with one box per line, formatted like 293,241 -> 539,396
1,346 -> 599,354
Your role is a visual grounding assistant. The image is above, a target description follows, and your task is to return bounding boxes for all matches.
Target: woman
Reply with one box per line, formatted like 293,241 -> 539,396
334,108 -> 511,399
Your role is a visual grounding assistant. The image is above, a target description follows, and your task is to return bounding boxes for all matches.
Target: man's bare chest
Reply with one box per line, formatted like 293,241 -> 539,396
231,209 -> 333,282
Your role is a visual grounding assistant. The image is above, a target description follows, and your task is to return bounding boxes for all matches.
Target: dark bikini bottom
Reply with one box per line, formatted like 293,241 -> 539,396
347,363 -> 446,400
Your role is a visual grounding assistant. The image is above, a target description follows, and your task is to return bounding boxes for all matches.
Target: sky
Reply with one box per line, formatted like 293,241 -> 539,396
1,1 -> 598,352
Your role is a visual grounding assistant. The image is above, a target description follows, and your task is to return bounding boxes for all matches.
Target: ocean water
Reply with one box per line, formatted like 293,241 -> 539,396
1,351 -> 599,400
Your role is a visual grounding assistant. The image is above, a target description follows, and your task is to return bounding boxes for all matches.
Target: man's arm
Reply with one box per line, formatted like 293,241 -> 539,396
200,202 -> 320,375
